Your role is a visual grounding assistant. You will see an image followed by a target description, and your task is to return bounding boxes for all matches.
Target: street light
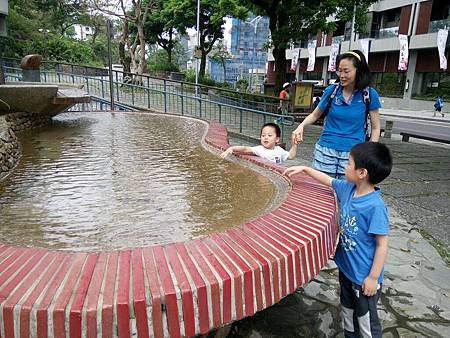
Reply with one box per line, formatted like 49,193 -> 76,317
248,16 -> 262,92
106,20 -> 115,110
195,0 -> 201,96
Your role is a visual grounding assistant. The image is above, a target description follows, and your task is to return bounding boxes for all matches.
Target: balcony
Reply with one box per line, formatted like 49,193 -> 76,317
429,19 -> 450,33
332,35 -> 344,45
371,26 -> 399,39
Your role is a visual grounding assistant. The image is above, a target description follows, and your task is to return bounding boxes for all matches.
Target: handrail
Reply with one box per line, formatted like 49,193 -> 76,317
2,61 -> 294,142
0,57 -> 281,101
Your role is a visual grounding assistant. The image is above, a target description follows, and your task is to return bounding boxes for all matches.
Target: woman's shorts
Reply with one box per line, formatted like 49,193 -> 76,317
312,143 -> 349,179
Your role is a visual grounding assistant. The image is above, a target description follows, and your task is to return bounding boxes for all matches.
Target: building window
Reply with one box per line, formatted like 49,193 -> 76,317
303,72 -> 322,81
367,9 -> 400,39
413,72 -> 450,99
371,72 -> 406,98
429,0 -> 450,32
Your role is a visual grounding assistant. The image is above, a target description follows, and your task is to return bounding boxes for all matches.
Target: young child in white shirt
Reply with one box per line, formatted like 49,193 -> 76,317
220,122 -> 298,164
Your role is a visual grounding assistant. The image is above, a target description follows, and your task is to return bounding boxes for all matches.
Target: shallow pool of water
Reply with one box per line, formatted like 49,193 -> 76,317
0,112 -> 282,251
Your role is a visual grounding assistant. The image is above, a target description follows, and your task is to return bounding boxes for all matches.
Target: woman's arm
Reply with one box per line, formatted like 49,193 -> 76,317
369,109 -> 381,142
292,106 -> 324,144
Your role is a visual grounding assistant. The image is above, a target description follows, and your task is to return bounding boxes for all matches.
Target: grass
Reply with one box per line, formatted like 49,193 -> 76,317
417,228 -> 450,267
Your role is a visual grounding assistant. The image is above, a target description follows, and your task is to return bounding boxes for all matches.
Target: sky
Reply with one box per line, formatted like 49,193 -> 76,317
186,17 -> 232,50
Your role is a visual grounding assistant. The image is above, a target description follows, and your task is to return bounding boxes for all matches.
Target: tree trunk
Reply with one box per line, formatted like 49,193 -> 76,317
273,47 -> 287,95
167,48 -> 172,65
136,21 -> 146,83
119,17 -> 131,75
223,61 -> 227,82
199,49 -> 206,79
268,11 -> 289,95
0,59 -> 5,85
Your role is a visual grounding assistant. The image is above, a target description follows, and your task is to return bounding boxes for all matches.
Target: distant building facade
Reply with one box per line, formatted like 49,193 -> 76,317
267,0 -> 450,109
73,24 -> 93,41
209,15 -> 270,88
0,0 -> 8,37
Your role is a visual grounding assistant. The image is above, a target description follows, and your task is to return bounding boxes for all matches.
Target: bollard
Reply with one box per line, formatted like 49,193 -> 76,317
384,120 -> 393,139
21,54 -> 43,82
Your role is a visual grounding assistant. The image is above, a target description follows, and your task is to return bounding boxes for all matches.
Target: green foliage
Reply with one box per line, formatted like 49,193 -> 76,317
172,0 -> 247,78
183,68 -> 232,88
236,78 -> 249,92
199,74 -> 217,87
144,0 -> 191,65
2,0 -> 112,67
184,68 -> 196,82
32,36 -> 98,65
147,49 -> 180,72
34,0 -> 88,35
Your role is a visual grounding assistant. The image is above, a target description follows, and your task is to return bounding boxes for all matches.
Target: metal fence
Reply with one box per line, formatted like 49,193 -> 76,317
1,58 -> 294,142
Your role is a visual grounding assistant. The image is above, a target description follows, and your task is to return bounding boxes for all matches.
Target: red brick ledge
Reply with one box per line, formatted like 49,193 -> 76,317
0,120 -> 338,338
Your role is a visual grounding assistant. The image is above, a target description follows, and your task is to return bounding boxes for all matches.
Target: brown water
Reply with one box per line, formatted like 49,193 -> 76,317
0,112 -> 281,251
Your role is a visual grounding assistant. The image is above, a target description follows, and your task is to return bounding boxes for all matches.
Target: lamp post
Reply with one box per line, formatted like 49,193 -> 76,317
349,3 -> 356,49
195,0 -> 201,96
248,16 -> 262,92
106,20 -> 115,110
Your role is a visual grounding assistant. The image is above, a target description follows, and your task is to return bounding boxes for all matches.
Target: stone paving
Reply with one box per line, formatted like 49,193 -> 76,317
214,124 -> 450,338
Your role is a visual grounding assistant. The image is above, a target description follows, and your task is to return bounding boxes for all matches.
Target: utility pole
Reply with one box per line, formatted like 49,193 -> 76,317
107,20 -> 115,110
195,0 -> 201,96
249,16 -> 262,92
349,3 -> 356,50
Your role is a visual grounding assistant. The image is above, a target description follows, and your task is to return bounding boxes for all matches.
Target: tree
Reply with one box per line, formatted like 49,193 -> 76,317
248,0 -> 377,93
89,0 -> 155,80
176,0 -> 246,79
34,0 -> 90,36
1,0 -> 104,66
144,0 -> 190,66
147,48 -> 179,72
209,40 -> 232,83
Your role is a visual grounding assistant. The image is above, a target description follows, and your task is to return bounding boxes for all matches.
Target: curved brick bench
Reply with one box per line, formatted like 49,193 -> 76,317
0,120 -> 338,338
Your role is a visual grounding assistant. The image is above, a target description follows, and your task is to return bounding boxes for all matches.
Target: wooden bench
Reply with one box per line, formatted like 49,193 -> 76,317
400,132 -> 450,144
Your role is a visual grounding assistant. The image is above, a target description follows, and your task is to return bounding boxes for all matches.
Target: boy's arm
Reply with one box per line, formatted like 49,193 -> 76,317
283,166 -> 332,187
220,145 -> 254,159
286,136 -> 298,159
362,234 -> 388,296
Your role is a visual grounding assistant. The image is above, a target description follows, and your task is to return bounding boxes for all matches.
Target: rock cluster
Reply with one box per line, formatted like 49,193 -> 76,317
0,112 -> 52,178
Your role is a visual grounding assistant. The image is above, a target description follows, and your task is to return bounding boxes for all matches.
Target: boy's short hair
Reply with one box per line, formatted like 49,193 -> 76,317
350,142 -> 392,184
261,122 -> 281,138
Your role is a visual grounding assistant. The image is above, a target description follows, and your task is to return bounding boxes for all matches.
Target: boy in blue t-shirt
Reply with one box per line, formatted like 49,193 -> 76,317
283,142 -> 393,338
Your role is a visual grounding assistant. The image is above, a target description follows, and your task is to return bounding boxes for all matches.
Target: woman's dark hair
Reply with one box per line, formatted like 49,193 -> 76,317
261,122 -> 281,137
337,49 -> 371,90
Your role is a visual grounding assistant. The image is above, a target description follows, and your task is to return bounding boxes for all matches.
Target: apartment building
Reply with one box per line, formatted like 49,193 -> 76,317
210,15 -> 270,87
267,0 -> 450,109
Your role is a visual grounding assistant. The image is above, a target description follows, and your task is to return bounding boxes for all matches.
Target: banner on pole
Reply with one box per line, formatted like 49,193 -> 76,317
437,29 -> 448,70
290,48 -> 300,71
307,42 -> 316,72
328,43 -> 340,72
398,34 -> 409,71
360,39 -> 370,62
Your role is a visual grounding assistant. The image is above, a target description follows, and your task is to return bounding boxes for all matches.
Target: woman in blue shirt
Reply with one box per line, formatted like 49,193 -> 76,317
292,50 -> 382,179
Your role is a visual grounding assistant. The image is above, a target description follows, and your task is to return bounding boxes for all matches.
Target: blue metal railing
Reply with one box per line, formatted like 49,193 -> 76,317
2,59 -> 294,142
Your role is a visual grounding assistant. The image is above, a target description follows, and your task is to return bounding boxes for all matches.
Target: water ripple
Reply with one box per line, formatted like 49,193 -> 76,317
0,112 -> 278,251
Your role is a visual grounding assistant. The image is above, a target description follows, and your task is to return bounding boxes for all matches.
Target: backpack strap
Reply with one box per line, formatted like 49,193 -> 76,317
362,86 -> 370,112
322,83 -> 340,118
363,86 -> 372,140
